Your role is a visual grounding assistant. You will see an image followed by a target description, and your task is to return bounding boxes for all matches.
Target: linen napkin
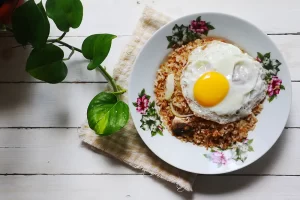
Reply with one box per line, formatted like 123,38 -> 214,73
79,6 -> 197,192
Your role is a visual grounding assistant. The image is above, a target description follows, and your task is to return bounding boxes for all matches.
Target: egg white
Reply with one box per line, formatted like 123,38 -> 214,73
181,40 -> 267,124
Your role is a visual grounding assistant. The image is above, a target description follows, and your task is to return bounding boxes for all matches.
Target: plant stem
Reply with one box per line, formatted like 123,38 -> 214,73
63,47 -> 75,60
3,25 -> 13,33
47,39 -> 120,94
47,39 -> 82,53
112,88 -> 127,95
98,65 -> 118,92
57,32 -> 67,41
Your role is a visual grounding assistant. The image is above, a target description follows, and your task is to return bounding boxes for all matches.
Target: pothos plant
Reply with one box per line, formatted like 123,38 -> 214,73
0,0 -> 129,136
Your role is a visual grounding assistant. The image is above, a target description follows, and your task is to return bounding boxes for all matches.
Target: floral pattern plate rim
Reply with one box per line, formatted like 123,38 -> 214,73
128,12 -> 292,174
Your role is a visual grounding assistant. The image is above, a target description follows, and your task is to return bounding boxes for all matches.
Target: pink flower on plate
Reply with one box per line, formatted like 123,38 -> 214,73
136,95 -> 149,114
211,152 -> 227,165
267,76 -> 283,96
256,57 -> 262,63
189,20 -> 208,34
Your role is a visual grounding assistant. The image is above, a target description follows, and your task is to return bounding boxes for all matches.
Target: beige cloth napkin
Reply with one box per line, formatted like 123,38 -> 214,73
79,6 -> 197,192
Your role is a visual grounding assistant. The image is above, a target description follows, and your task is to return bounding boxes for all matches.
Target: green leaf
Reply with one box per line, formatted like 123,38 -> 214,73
158,130 -> 163,136
257,52 -> 264,61
37,2 -> 49,26
247,139 -> 254,145
276,60 -> 282,67
167,42 -> 174,49
87,92 -> 129,136
12,0 -> 50,48
248,146 -> 254,152
150,101 -> 155,107
132,102 -> 138,107
280,85 -> 285,90
26,44 -> 67,83
264,73 -> 272,82
46,0 -> 83,32
139,89 -> 145,97
241,157 -> 247,162
151,131 -> 157,137
207,24 -> 215,30
166,36 -> 173,42
264,52 -> 271,58
82,34 -> 117,70
203,154 -> 208,158
236,148 -> 240,155
268,95 -> 276,102
196,16 -> 201,22
172,24 -> 179,31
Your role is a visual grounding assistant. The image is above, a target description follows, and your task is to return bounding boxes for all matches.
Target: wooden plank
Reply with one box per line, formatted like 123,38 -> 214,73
0,1 -> 298,198
2,0 -> 300,36
0,129 -> 136,174
46,0 -> 141,36
270,35 -> 300,81
234,128 -> 300,175
0,83 -> 105,127
0,128 -> 298,175
0,175 -> 299,199
0,36 -> 129,82
45,0 -> 300,36
0,83 -> 297,127
1,35 -> 300,82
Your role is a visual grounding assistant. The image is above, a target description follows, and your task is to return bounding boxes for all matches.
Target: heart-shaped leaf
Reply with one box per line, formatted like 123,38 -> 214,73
12,0 -> 50,48
26,44 -> 68,83
87,92 -> 129,136
46,0 -> 83,32
82,34 -> 117,70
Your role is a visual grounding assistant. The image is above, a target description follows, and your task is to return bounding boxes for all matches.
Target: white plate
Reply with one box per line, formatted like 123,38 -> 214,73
128,13 -> 291,174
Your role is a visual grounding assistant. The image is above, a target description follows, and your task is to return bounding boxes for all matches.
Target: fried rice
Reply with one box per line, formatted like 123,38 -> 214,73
154,38 -> 263,149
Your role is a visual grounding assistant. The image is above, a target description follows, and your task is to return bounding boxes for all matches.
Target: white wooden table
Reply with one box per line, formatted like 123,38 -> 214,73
0,0 -> 300,199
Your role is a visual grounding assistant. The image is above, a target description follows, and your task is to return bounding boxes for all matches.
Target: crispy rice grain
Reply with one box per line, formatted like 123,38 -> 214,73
154,38 -> 264,149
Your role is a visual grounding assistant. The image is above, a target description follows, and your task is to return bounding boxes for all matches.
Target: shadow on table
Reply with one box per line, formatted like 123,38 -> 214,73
191,131 -> 286,198
147,131 -> 287,199
81,130 -> 287,199
0,37 -> 31,82
0,39 -> 32,113
80,141 -> 135,170
80,110 -> 287,200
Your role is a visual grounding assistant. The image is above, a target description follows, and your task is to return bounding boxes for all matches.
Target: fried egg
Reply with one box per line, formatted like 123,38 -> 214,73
181,40 -> 267,124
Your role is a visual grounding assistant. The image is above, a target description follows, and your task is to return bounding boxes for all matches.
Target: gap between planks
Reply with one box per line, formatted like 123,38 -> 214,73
0,81 -> 108,84
0,35 -> 132,38
0,127 -> 298,129
1,34 -> 300,83
1,33 -> 300,38
1,80 -> 300,84
0,173 -> 300,176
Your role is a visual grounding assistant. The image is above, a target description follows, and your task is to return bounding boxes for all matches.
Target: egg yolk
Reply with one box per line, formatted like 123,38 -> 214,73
193,71 -> 229,107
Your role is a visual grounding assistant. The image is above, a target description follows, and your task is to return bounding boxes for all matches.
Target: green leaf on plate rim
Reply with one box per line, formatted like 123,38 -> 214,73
264,52 -> 271,58
248,146 -> 254,152
257,52 -> 264,61
247,139 -> 254,145
268,95 -> 276,102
